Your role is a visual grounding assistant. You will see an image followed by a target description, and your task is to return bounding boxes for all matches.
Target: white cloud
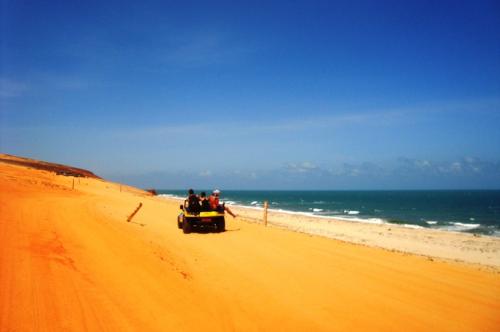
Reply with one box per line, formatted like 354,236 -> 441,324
450,162 -> 462,173
199,170 -> 212,177
285,161 -> 320,173
396,157 -> 500,176
335,162 -> 387,177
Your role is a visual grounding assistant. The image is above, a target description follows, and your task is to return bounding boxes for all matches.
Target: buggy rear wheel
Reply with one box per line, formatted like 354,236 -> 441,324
182,219 -> 192,234
216,218 -> 225,232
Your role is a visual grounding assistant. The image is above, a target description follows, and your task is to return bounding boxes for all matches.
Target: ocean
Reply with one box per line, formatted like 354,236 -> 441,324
157,190 -> 500,237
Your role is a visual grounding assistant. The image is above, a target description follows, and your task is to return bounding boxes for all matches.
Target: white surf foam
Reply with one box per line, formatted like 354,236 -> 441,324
332,216 -> 386,224
402,224 -> 425,229
157,194 -> 183,200
451,222 -> 480,229
436,222 -> 481,232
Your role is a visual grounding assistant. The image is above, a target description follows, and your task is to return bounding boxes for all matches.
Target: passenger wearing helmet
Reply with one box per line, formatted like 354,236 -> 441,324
209,189 -> 237,218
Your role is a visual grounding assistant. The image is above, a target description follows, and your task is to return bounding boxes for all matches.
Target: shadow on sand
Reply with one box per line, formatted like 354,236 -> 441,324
187,226 -> 241,234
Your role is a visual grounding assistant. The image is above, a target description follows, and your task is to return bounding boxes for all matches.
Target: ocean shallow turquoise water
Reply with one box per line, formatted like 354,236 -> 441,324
158,190 -> 500,236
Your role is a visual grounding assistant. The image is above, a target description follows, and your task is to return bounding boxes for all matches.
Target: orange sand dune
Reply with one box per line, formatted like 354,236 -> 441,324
1,157 -> 499,331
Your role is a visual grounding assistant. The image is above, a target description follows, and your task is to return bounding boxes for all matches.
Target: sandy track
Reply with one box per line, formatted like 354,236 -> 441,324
1,161 -> 499,331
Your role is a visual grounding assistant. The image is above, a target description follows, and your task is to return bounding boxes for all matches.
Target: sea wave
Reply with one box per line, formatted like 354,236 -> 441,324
157,194 -> 183,200
402,224 -> 425,229
452,222 -> 481,228
330,216 -> 386,224
434,222 -> 482,232
266,209 -> 387,225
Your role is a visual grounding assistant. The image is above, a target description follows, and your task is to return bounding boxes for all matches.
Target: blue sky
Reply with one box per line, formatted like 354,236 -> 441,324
1,0 -> 500,189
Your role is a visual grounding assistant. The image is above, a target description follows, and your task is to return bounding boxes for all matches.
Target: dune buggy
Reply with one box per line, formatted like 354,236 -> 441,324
177,201 -> 225,234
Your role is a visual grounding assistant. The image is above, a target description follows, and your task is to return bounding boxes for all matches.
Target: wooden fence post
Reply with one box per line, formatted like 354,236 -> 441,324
263,201 -> 269,226
127,203 -> 143,222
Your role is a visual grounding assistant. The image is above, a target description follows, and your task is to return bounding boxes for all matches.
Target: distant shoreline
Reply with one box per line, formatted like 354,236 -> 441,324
159,194 -> 500,269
